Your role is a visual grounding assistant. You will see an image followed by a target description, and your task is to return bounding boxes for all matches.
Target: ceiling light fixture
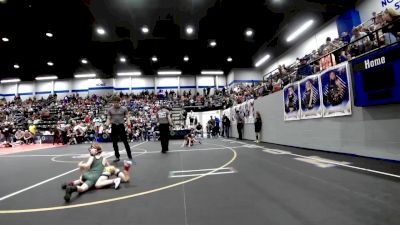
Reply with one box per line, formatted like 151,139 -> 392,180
209,40 -> 217,47
184,56 -> 189,62
14,64 -> 20,69
227,57 -> 233,62
286,19 -> 314,42
2,37 -> 9,42
47,61 -> 54,66
117,71 -> 142,76
245,29 -> 253,37
120,57 -> 126,63
158,70 -> 182,75
152,56 -> 158,62
186,26 -> 194,35
142,26 -> 149,34
81,59 -> 88,64
96,27 -> 106,35
36,75 -> 58,81
201,70 -> 224,75
254,54 -> 271,67
45,32 -> 53,37
74,73 -> 96,78
1,78 -> 20,84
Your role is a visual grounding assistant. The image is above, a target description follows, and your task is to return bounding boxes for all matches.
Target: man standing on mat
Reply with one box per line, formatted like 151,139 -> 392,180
157,105 -> 172,153
107,96 -> 132,162
236,110 -> 244,140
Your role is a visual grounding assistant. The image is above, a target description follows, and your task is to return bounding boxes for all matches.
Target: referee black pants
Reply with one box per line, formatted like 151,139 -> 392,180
237,123 -> 243,140
111,124 -> 132,159
159,124 -> 170,152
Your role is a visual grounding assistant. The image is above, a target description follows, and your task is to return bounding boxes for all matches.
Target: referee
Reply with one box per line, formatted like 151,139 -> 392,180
106,96 -> 132,162
157,105 -> 172,153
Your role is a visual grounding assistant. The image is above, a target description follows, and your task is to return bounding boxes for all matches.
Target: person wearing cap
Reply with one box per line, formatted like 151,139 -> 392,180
106,96 -> 132,162
156,105 -> 172,153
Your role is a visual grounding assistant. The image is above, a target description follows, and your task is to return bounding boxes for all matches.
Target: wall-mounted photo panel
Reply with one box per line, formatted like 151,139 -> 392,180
283,82 -> 300,121
320,62 -> 352,118
299,75 -> 322,119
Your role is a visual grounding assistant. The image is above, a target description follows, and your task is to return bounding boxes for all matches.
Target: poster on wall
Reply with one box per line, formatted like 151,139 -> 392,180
227,99 -> 255,124
244,99 -> 255,123
320,62 -> 352,117
299,75 -> 322,119
283,83 -> 300,121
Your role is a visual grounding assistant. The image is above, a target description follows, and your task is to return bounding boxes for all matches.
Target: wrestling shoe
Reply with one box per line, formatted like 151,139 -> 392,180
64,186 -> 77,202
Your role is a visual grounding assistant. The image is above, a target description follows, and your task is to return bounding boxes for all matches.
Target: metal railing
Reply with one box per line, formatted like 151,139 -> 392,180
263,18 -> 400,87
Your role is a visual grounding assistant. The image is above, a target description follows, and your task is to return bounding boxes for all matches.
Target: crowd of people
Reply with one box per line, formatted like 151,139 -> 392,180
258,8 -> 400,98
0,87 -> 237,148
1,9 -> 397,149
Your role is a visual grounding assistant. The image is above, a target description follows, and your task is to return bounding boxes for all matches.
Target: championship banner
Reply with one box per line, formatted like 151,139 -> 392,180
283,82 -> 300,121
320,62 -> 352,117
299,75 -> 322,119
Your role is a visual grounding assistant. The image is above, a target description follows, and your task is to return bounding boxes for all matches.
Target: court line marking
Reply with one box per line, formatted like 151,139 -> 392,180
50,149 -> 147,164
0,145 -> 64,156
170,167 -> 234,173
225,138 -> 400,179
169,171 -> 236,178
0,142 -> 237,214
50,147 -> 225,163
0,154 -> 80,158
0,168 -> 79,202
169,167 -> 236,178
143,147 -> 225,154
0,142 -> 147,203
289,152 -> 400,179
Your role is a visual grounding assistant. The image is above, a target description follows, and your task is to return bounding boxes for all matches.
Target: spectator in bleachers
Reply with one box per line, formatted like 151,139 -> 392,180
23,130 -> 34,144
350,26 -> 372,56
339,50 -> 351,63
324,37 -> 340,52
272,77 -> 284,92
297,58 -> 313,77
14,129 -> 24,144
340,31 -> 351,45
382,8 -> 400,38
320,47 -> 337,71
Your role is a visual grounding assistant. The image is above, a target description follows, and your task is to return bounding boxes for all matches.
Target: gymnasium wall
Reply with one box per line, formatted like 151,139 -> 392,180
356,0 -> 400,23
155,76 -> 179,90
54,80 -> 71,99
0,75 -> 226,98
180,76 -> 196,94
228,91 -> 400,161
228,69 -> 262,86
18,82 -> 35,100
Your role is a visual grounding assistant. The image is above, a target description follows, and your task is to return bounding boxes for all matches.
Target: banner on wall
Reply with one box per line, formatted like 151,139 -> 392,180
320,62 -> 352,118
299,75 -> 322,119
225,99 -> 255,124
283,83 -> 300,121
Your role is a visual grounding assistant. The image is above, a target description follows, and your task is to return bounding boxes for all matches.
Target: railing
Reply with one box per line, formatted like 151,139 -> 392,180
263,18 -> 400,87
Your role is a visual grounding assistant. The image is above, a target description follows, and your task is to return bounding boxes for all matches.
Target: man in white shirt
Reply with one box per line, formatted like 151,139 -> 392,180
350,27 -> 371,54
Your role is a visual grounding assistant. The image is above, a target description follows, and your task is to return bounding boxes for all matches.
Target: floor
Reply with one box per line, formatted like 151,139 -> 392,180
0,138 -> 399,225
